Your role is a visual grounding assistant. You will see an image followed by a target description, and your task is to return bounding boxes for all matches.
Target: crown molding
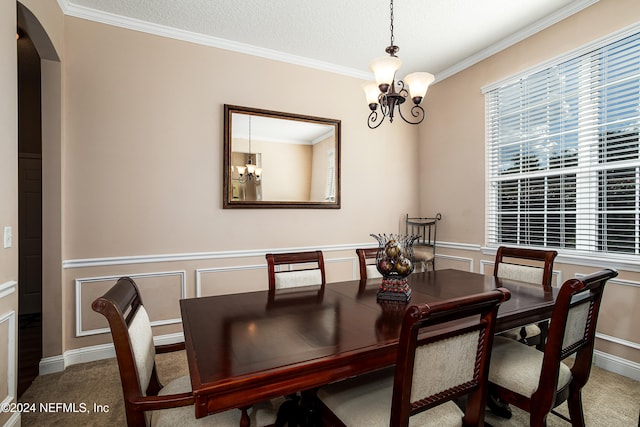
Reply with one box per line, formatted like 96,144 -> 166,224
436,0 -> 600,82
56,0 -> 371,80
58,0 -> 598,84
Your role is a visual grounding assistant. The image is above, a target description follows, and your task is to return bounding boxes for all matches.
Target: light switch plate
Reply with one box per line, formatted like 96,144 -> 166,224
3,226 -> 12,248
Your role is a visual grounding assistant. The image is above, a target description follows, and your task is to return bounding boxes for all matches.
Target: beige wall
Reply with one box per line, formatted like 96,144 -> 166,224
421,0 -> 640,365
58,16 -> 419,354
0,1 -> 18,424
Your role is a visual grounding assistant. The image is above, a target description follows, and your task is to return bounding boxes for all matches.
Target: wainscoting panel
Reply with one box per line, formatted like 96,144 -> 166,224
0,310 -> 16,413
197,265 -> 267,297
435,254 -> 474,272
196,256 -> 358,297
55,245 -> 640,380
75,271 -> 186,337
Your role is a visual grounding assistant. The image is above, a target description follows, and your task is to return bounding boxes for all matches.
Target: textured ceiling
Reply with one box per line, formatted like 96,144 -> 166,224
61,0 -> 597,80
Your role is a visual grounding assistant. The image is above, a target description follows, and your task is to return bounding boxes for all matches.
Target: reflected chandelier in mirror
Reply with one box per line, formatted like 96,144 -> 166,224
223,105 -> 341,209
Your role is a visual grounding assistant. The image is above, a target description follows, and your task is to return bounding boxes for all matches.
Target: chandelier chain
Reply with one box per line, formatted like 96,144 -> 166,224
389,0 -> 394,47
248,115 -> 252,155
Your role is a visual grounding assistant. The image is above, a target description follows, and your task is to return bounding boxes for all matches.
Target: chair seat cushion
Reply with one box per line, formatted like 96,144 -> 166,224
488,336 -> 572,398
499,323 -> 542,341
150,376 -> 281,427
413,245 -> 435,261
318,369 -> 463,427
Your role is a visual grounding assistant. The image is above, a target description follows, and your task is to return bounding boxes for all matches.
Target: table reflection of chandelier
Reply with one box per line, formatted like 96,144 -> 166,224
237,115 -> 262,183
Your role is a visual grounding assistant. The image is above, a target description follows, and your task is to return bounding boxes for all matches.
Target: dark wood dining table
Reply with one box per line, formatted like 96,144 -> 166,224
180,268 -> 557,419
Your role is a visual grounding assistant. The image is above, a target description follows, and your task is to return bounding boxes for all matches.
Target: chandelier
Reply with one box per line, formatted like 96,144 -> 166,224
363,0 -> 435,129
237,115 -> 262,183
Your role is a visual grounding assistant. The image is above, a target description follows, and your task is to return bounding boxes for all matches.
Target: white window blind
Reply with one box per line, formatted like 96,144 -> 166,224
485,29 -> 640,255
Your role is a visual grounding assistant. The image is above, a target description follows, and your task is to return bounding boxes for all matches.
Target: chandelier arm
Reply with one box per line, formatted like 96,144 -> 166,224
367,110 -> 385,129
378,92 -> 390,117
397,104 -> 425,125
396,80 -> 409,98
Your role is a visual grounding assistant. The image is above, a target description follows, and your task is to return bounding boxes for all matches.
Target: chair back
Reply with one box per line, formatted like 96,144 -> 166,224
390,287 -> 511,426
493,246 -> 557,291
92,277 -> 164,426
265,250 -> 326,292
405,213 -> 441,271
356,248 -> 381,282
535,269 -> 617,407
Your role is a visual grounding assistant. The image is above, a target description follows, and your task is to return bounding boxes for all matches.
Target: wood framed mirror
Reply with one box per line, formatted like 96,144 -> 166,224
223,105 -> 341,209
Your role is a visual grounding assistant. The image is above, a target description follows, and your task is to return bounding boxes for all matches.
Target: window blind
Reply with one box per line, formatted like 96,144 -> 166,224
485,29 -> 640,255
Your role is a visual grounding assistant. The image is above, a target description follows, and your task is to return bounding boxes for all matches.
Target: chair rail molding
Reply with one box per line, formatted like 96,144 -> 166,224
63,243 -> 378,269
0,281 -> 17,299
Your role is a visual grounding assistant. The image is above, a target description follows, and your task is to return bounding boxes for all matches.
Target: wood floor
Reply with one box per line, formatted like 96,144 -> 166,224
17,313 -> 41,398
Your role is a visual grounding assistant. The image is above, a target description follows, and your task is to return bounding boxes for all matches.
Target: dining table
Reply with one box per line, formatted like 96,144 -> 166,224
179,268 -> 557,419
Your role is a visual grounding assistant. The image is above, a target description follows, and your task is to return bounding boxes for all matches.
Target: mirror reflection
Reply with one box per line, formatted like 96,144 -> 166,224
224,105 -> 341,208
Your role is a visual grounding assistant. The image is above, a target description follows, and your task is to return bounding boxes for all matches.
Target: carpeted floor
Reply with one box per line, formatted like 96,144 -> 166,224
18,350 -> 640,426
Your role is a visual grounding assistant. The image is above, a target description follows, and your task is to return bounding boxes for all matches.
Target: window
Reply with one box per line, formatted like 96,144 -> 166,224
485,29 -> 640,256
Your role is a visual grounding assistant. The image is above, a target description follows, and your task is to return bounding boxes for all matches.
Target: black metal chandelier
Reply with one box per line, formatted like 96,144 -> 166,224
363,0 -> 435,129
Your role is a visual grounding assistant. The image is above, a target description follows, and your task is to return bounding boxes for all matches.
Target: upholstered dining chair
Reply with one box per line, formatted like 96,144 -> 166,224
265,250 -> 326,293
356,247 -> 382,282
494,246 -> 558,350
488,268 -> 618,427
92,277 -> 280,427
317,287 -> 511,427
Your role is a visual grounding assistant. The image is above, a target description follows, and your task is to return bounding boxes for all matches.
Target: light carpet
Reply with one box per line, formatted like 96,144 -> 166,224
18,350 -> 640,426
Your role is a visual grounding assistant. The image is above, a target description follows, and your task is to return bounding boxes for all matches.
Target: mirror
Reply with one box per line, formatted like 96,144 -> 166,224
223,105 -> 341,208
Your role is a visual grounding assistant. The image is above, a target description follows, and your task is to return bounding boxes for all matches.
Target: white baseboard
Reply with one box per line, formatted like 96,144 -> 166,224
38,354 -> 65,376
594,349 -> 640,381
39,332 -> 184,375
3,412 -> 20,427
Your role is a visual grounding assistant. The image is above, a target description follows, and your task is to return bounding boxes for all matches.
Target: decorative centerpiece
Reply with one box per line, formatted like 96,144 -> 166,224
371,233 -> 419,302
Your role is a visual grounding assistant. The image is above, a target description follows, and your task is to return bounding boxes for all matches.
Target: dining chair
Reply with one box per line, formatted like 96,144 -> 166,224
356,247 -> 382,282
488,268 -> 618,427
265,250 -> 326,293
493,246 -> 558,350
317,286 -> 511,427
92,277 -> 280,427
405,213 -> 441,272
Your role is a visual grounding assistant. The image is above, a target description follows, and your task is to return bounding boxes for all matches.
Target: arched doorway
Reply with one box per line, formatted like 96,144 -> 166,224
16,2 -> 61,397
